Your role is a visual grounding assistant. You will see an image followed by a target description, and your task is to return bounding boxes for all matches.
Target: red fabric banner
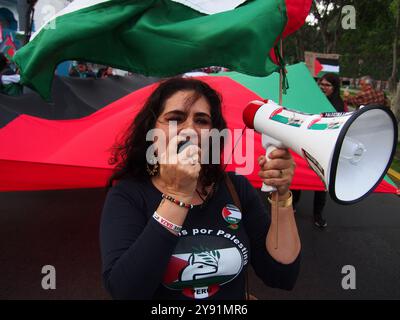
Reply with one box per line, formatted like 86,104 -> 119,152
0,76 -> 396,194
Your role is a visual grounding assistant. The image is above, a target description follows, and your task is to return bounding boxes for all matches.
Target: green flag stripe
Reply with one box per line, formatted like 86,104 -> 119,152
31,0 -> 111,41
14,0 -> 287,100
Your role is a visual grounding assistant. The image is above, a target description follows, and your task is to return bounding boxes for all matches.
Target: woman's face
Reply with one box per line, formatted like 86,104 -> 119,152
106,67 -> 113,75
154,90 -> 213,154
319,78 -> 334,97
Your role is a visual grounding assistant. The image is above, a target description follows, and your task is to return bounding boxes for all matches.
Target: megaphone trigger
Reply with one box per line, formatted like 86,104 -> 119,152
261,147 -> 277,192
261,134 -> 285,193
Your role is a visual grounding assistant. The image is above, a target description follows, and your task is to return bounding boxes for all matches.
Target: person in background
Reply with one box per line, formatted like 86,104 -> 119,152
319,73 -> 348,112
293,73 -> 346,229
97,66 -> 114,78
344,75 -> 387,109
69,61 -> 96,78
0,52 -> 22,96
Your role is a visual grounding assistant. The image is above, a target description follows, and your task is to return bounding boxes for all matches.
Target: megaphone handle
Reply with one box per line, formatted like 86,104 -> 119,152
261,145 -> 277,193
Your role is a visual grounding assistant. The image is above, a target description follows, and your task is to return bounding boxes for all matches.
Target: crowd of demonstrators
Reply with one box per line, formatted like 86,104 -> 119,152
189,66 -> 229,74
293,73 -> 347,229
344,75 -> 390,109
0,52 -> 22,96
201,66 -> 229,73
68,62 -> 115,79
68,61 -> 96,78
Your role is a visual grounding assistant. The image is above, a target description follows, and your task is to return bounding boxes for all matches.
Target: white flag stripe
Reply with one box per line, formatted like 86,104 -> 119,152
173,253 -> 191,261
225,205 -> 241,220
227,210 -> 241,220
31,0 -> 110,41
321,64 -> 340,73
171,0 -> 247,14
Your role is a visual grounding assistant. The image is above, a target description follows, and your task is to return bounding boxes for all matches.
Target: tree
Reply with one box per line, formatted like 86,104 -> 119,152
336,0 -> 396,80
389,0 -> 400,94
393,82 -> 400,122
283,1 -> 342,62
284,0 -> 397,81
284,0 -> 345,60
311,0 -> 346,53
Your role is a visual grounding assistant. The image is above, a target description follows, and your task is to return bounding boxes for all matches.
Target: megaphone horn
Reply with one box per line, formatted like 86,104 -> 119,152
243,100 -> 398,204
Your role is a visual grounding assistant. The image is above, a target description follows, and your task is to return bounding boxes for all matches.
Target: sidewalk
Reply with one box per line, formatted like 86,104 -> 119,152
388,168 -> 400,189
389,141 -> 400,188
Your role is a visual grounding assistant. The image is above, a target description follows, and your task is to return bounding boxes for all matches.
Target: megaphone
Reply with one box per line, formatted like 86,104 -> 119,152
243,100 -> 398,204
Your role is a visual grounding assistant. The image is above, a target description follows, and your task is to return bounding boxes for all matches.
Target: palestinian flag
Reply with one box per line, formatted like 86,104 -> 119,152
2,35 -> 16,59
13,0 -> 312,100
0,72 -> 397,193
222,204 -> 242,229
314,57 -> 340,77
163,240 -> 243,299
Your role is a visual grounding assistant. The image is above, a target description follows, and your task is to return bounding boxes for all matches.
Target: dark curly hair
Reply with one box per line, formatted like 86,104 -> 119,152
107,77 -> 228,194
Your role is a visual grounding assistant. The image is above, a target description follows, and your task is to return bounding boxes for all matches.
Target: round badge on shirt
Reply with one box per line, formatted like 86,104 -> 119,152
221,204 -> 242,230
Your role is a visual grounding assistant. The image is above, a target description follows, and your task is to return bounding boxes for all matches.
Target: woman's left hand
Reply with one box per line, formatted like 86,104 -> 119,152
258,148 -> 295,197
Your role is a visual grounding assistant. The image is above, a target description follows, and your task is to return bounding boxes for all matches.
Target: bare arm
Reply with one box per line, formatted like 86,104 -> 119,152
257,149 -> 301,264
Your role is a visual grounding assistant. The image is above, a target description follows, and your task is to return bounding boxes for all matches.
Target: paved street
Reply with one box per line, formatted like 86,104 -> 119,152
0,188 -> 399,299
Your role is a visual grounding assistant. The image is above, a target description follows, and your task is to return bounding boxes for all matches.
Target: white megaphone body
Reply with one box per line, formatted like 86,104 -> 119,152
243,100 -> 398,204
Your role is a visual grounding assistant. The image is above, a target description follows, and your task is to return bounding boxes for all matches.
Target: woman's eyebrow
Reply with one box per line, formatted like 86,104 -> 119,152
163,110 -> 211,118
194,112 -> 211,118
163,110 -> 186,116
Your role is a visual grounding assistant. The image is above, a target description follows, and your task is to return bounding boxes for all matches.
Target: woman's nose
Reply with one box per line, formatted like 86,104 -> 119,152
179,127 -> 198,138
179,117 -> 197,131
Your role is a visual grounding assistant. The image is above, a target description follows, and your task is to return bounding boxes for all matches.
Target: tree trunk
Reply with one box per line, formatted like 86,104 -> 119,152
315,2 -> 343,54
312,1 -> 329,53
331,6 -> 343,54
393,82 -> 400,123
321,30 -> 329,53
389,1 -> 400,94
295,29 -> 305,61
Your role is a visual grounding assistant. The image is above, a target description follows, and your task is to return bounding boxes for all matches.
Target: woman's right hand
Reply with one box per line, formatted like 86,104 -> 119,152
158,135 -> 201,201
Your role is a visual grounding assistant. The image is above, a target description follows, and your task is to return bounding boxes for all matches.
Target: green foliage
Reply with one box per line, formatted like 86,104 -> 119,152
390,0 -> 399,16
285,0 -> 398,80
338,0 -> 395,78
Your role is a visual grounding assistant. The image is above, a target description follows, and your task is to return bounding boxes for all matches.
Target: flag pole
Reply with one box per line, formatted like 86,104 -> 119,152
274,38 -> 284,250
279,39 -> 283,105
25,0 -> 38,44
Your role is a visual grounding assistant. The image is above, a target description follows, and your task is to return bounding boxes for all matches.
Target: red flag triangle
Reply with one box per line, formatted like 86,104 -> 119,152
314,58 -> 323,77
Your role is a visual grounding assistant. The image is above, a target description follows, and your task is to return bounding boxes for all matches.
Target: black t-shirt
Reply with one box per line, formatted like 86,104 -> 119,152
100,172 -> 300,300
